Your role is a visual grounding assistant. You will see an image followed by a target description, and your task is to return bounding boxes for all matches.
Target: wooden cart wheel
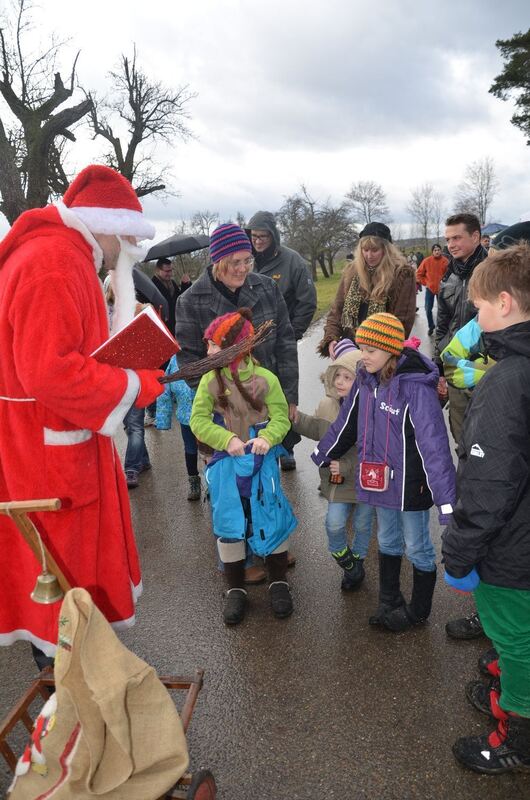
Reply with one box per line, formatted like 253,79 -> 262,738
186,769 -> 217,799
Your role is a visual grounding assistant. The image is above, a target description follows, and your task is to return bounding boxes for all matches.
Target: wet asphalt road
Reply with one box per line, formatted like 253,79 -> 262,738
2,309 -> 530,799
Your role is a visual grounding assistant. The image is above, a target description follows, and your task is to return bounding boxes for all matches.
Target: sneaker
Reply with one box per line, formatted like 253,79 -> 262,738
223,588 -> 247,625
280,454 -> 297,471
187,475 -> 201,501
125,470 -> 139,489
269,581 -> 293,618
445,610 -> 485,640
144,413 -> 156,427
465,678 -> 501,717
428,328 -> 434,336
452,714 -> 530,775
478,646 -> 500,677
244,565 -> 267,585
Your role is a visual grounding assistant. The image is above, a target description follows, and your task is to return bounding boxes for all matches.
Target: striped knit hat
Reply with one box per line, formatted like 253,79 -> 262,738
355,313 -> 405,356
209,223 -> 252,264
204,308 -> 255,373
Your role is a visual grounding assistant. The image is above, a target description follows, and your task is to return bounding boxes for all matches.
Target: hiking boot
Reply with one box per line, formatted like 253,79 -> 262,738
369,552 -> 404,625
125,470 -> 139,489
223,588 -> 247,625
382,566 -> 437,633
452,713 -> 530,775
244,565 -> 267,585
187,475 -> 201,501
269,581 -> 293,618
478,647 -> 500,677
445,610 -> 485,640
465,677 -> 501,717
280,453 -> 297,471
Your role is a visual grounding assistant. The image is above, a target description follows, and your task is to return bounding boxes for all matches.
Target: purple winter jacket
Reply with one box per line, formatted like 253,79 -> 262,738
312,348 -> 456,517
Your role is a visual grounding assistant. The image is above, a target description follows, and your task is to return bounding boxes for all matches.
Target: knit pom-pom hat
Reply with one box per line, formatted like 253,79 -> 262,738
355,312 -> 405,356
209,223 -> 252,264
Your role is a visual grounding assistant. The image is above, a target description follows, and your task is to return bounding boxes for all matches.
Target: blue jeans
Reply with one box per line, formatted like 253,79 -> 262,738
325,501 -> 374,558
124,406 -> 150,473
425,288 -> 436,332
375,507 -> 436,572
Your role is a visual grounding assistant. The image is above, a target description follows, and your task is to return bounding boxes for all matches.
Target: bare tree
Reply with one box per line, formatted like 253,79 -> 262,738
431,191 -> 444,242
345,180 -> 391,224
235,210 -> 246,228
454,157 -> 499,225
89,47 -> 195,198
407,183 -> 436,250
191,209 -> 219,236
0,0 -> 92,222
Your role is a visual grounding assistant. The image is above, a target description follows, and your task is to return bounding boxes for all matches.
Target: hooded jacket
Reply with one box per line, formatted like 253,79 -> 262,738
247,211 -> 316,340
434,244 -> 488,363
293,349 -> 362,502
442,321 -> 530,589
312,349 -> 456,513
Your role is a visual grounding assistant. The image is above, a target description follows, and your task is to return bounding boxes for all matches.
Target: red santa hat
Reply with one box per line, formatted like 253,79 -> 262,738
62,165 -> 155,240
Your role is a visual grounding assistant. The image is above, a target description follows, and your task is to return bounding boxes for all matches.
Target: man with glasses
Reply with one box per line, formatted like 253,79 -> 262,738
247,211 -> 316,470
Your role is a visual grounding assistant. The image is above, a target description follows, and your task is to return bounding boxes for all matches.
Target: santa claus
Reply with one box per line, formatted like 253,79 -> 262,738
0,165 -> 164,664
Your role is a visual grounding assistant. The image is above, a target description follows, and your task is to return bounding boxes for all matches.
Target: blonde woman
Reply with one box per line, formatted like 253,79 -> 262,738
318,222 -> 416,358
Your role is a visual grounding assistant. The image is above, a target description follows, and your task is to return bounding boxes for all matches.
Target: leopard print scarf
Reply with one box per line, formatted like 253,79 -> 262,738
341,270 -> 388,335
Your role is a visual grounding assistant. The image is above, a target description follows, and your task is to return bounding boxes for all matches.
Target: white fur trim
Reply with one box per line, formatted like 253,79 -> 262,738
44,428 -> 92,445
98,369 -> 140,437
68,206 -> 155,240
54,201 -> 103,270
0,629 -> 57,657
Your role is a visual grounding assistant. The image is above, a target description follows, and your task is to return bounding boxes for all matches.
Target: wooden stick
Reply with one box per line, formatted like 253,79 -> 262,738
160,320 -> 275,384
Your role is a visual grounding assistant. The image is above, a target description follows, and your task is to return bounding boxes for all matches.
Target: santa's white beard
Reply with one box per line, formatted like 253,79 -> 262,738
109,239 -> 147,335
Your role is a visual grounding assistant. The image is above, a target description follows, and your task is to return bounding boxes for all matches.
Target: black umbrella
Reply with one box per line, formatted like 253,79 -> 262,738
143,233 -> 210,262
132,266 -> 169,321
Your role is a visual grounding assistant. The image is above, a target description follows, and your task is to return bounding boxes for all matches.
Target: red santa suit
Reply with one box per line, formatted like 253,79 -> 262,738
0,168 -> 161,656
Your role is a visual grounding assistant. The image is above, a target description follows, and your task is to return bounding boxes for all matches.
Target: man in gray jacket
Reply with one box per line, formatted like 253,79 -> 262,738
247,211 -> 316,470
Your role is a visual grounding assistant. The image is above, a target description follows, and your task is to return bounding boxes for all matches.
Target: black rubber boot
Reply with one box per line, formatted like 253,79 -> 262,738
478,647 -> 500,677
383,566 -> 437,632
369,552 -> 404,626
453,715 -> 530,774
265,551 -> 288,583
332,547 -> 365,590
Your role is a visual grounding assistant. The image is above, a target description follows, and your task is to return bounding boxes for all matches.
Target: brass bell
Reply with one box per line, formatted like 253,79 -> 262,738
31,571 -> 64,604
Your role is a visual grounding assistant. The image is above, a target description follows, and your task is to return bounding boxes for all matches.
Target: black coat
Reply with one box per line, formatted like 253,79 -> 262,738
434,245 -> 488,364
442,321 -> 530,589
151,275 -> 192,335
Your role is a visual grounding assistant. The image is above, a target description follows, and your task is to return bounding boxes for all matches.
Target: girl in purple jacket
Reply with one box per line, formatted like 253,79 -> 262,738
313,313 -> 456,632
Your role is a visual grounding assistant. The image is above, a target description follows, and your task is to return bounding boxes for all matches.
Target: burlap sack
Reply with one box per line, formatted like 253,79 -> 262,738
9,588 -> 189,799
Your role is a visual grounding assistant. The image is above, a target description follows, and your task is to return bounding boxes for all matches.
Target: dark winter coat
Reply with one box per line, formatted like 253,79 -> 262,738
434,244 -> 488,364
442,321 -> 530,590
247,211 -> 316,340
312,349 -> 456,513
152,275 -> 191,335
174,268 -> 299,403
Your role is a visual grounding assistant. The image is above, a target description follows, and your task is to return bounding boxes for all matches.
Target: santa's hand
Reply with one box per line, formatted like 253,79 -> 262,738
247,437 -> 271,455
134,369 -> 165,408
227,436 -> 246,457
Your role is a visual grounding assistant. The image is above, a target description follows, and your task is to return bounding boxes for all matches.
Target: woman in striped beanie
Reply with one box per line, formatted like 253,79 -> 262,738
313,312 -> 456,633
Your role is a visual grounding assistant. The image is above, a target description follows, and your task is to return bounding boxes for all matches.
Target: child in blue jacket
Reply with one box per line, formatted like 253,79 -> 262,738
156,354 -> 200,501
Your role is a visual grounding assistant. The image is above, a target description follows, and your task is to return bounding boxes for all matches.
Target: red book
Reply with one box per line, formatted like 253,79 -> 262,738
91,306 -> 180,369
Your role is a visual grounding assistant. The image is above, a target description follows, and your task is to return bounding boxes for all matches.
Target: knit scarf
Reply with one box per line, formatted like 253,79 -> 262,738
341,269 -> 388,335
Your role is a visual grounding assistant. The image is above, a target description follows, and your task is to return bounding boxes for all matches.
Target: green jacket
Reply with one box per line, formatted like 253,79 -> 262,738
190,358 -> 290,452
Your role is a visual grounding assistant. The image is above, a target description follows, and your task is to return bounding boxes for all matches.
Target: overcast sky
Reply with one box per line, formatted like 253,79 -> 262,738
1,0 -> 529,240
